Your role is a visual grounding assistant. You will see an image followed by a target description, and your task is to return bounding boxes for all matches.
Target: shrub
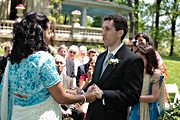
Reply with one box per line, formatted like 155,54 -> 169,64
158,103 -> 180,120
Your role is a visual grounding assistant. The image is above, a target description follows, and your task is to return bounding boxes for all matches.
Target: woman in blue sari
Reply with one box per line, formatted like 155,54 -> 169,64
129,44 -> 165,120
1,12 -> 97,120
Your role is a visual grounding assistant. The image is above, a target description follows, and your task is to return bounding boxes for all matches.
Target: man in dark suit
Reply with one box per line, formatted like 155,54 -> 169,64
85,15 -> 144,120
0,45 -> 12,83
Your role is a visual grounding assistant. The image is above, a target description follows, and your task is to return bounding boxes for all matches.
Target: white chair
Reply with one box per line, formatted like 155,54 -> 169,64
166,83 -> 180,103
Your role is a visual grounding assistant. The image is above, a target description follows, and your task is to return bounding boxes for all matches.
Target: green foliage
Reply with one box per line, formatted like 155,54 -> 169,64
48,0 -> 63,24
158,103 -> 180,120
158,37 -> 180,57
86,16 -> 93,27
158,56 -> 180,119
115,0 -> 179,56
115,0 -> 127,5
91,16 -> 102,28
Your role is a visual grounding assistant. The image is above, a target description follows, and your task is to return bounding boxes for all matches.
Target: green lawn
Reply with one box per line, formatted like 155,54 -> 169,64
163,56 -> 180,92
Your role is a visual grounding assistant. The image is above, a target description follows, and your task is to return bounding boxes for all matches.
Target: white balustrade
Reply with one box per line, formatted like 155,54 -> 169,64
0,20 -> 14,39
0,20 -> 102,43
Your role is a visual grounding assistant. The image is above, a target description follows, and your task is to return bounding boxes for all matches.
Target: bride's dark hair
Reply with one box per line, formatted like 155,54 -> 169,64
10,12 -> 49,64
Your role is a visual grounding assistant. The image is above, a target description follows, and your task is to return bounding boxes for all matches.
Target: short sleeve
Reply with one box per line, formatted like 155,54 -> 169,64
152,69 -> 162,84
39,54 -> 61,88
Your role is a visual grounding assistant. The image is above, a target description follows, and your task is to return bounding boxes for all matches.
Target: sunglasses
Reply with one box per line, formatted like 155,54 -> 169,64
55,61 -> 64,65
70,51 -> 76,54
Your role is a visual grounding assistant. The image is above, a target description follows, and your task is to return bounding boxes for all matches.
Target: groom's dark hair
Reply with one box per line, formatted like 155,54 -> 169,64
104,15 -> 128,41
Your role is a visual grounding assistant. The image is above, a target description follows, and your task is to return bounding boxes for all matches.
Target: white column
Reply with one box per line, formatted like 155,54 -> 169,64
81,7 -> 87,26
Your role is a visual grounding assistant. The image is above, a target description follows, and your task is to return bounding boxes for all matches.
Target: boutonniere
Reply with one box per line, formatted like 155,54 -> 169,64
108,58 -> 120,67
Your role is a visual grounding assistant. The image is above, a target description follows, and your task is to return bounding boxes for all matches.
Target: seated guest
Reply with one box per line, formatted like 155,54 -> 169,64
0,45 -> 12,83
79,56 -> 97,89
57,44 -> 68,75
66,45 -> 81,78
57,44 -> 68,59
87,48 -> 99,58
78,45 -> 89,65
76,48 -> 99,86
55,55 -> 84,120
76,56 -> 97,87
55,55 -> 76,90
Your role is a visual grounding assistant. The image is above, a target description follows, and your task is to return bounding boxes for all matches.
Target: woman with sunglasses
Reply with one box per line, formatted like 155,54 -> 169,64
66,45 -> 81,78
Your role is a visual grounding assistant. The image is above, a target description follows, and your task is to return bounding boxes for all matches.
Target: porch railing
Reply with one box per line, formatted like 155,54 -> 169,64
0,20 -> 103,43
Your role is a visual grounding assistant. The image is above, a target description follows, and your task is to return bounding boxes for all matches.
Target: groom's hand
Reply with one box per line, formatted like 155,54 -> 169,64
93,84 -> 103,99
85,85 -> 97,103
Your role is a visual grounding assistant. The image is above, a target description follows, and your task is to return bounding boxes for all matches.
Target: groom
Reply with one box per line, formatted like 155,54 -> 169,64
85,15 -> 144,120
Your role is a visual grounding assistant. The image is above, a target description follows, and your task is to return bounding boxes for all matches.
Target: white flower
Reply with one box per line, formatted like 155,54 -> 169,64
108,58 -> 119,67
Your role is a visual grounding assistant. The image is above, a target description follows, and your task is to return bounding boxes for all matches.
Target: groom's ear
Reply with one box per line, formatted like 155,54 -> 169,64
117,30 -> 124,38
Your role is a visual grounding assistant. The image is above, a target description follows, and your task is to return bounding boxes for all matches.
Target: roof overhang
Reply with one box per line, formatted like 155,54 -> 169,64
62,0 -> 132,17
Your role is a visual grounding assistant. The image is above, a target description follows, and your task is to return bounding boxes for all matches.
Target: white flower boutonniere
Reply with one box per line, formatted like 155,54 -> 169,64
108,58 -> 119,67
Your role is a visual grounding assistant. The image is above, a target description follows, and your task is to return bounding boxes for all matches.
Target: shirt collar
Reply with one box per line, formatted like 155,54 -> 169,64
108,42 -> 124,56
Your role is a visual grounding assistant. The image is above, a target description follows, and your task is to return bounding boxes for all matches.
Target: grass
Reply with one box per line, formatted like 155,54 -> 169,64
163,56 -> 180,92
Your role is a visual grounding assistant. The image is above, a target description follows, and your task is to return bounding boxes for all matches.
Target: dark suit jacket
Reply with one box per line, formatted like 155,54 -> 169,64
76,63 -> 89,86
0,56 -> 8,83
85,45 -> 144,120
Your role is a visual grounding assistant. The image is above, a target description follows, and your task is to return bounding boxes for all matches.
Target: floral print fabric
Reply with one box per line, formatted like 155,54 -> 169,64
8,51 -> 61,107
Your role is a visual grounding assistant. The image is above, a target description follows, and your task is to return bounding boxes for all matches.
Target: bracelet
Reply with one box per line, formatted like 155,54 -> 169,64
85,78 -> 91,83
79,94 -> 86,105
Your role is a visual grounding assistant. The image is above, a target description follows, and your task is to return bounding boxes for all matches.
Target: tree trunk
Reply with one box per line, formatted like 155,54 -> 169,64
127,0 -> 135,39
0,0 -> 11,20
170,20 -> 176,56
154,0 -> 162,50
134,0 -> 139,34
169,0 -> 178,56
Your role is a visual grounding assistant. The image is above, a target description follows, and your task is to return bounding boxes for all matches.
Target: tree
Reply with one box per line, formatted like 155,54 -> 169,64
127,0 -> 135,39
116,0 -> 135,39
49,0 -> 63,24
154,0 -> 162,50
169,0 -> 179,56
91,16 -> 102,28
162,0 -> 180,56
134,0 -> 139,34
0,0 -> 11,20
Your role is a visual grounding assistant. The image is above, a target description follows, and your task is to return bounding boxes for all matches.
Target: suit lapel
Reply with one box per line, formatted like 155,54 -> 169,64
98,45 -> 126,85
93,51 -> 107,83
